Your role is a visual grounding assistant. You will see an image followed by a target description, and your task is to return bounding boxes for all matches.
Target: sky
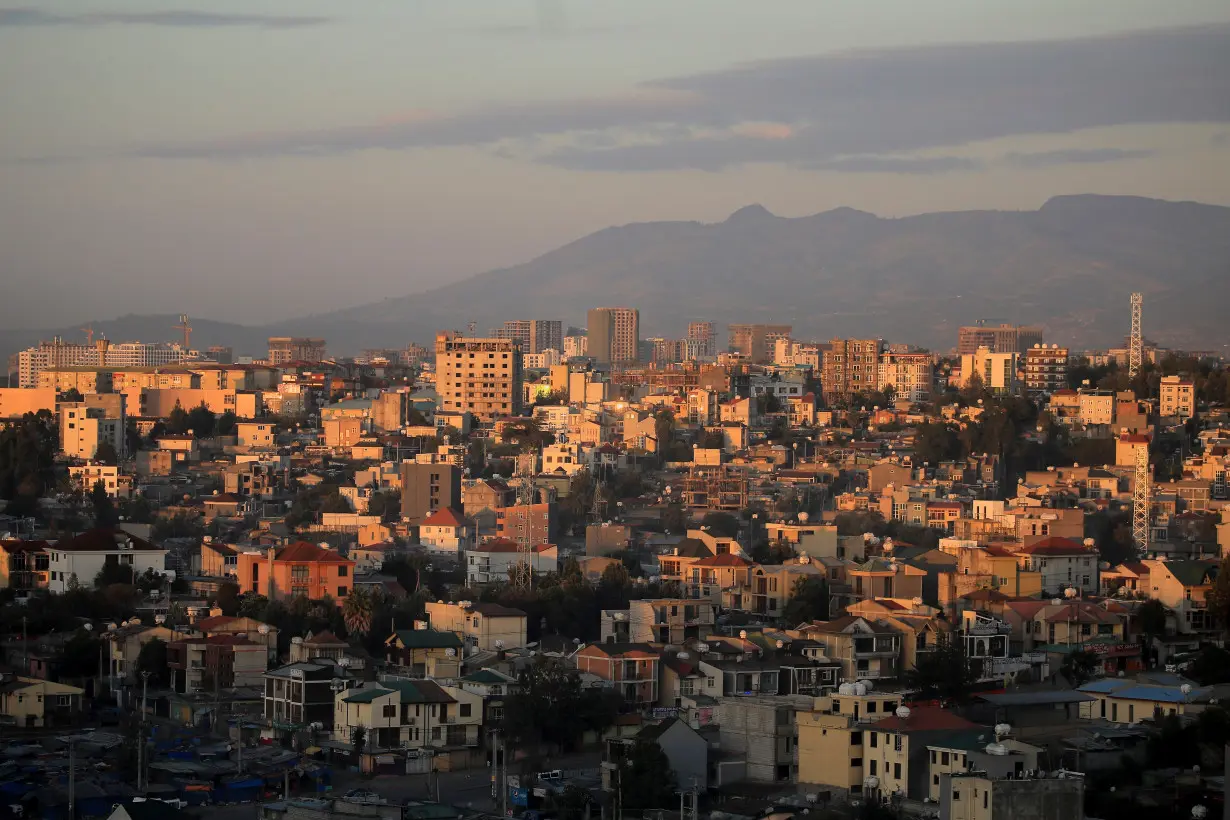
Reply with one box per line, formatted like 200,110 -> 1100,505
1,0 -> 1229,328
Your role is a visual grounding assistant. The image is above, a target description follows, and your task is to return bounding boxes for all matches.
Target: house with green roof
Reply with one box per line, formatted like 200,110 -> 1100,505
384,628 -> 464,678
334,678 -> 484,767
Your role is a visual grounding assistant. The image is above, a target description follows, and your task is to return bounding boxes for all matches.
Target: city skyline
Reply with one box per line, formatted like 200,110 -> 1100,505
2,0 -> 1229,328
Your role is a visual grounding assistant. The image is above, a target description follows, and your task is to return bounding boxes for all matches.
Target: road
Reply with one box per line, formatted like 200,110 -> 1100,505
191,751 -> 603,819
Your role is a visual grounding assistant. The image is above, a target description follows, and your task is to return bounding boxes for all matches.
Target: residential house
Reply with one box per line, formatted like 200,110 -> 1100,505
0,676 -> 84,728
1013,537 -> 1100,595
167,634 -> 268,693
419,507 -> 476,557
194,614 -> 279,660
864,707 -> 985,800
234,541 -> 355,603
458,668 -> 518,726
605,719 -> 709,792
795,688 -> 909,793
0,540 -> 49,591
198,539 -> 238,578
45,527 -> 168,593
465,538 -> 557,586
798,616 -> 902,681
1139,558 -> 1219,634
717,696 -> 805,783
334,679 -> 483,754
425,600 -> 528,651
575,643 -> 660,706
1077,678 -> 1204,725
384,628 -> 465,678
600,598 -> 715,645
264,659 -> 354,738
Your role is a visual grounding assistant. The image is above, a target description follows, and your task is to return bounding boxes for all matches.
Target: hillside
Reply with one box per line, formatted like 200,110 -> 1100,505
5,195 -> 1228,362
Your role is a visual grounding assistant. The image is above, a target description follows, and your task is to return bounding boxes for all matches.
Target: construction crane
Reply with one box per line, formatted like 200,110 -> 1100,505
173,314 -> 192,349
81,325 -> 95,346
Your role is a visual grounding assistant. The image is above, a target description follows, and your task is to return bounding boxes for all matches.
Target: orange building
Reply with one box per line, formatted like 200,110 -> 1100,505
235,541 -> 355,604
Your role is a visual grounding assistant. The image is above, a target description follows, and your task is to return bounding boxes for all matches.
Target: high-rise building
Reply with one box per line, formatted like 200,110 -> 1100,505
728,324 -> 792,364
267,337 -> 327,364
434,331 -> 523,421
563,335 -> 588,359
960,348 -> 1021,395
399,462 -> 462,525
956,324 -> 1043,355
587,308 -> 640,364
821,338 -> 884,403
492,320 -> 563,355
1024,344 -> 1069,395
687,321 -> 716,358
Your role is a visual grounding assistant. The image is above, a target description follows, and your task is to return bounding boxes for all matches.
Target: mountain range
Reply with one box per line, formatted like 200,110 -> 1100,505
5,194 -> 1229,364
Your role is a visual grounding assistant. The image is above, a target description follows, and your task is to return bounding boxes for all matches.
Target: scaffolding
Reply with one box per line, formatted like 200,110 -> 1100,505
681,464 -> 749,510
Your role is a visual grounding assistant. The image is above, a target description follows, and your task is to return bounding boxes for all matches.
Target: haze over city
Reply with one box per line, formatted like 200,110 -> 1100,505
2,0 -> 1230,328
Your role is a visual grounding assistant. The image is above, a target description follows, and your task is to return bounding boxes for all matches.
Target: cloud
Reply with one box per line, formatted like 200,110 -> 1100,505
0,8 -> 331,28
813,156 -> 984,174
1002,148 -> 1155,169
69,23 -> 1230,167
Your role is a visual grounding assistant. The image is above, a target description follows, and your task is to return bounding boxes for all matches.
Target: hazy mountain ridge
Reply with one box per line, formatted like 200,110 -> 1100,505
5,195 -> 1229,363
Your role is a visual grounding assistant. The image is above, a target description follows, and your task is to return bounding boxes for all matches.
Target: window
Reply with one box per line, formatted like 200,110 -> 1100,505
870,733 -> 878,748
941,752 -> 949,765
850,758 -> 863,767
869,760 -> 877,776
850,732 -> 862,745
338,587 -> 348,597
291,565 -> 309,582
432,727 -> 441,740
952,791 -> 961,802
383,705 -> 397,717
339,566 -> 348,577
894,763 -> 901,780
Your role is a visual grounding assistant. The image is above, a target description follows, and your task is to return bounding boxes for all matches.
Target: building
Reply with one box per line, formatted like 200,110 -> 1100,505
798,616 -> 902,681
957,324 -> 1043,356
600,599 -> 716,644
940,772 -> 1083,820
44,527 -> 168,593
400,462 -> 462,525
16,338 -> 192,387
687,321 -> 716,358
59,399 -> 126,461
1159,375 -> 1196,420
796,688 -> 909,793
0,676 -> 83,728
68,463 -> 129,498
167,634 -> 267,693
425,600 -> 528,651
419,507 -> 475,557
1024,344 -> 1069,395
263,660 -> 353,736
1014,537 -> 1099,595
0,540 -> 49,590
465,538 -> 557,586
434,331 -> 523,421
267,337 -> 326,364
0,387 -> 57,419
717,696 -> 803,783
879,352 -> 933,403
495,501 -> 557,547
822,339 -> 884,402
234,541 -> 355,603
960,348 -> 1021,395
728,324 -> 792,364
587,307 -> 640,365
575,643 -> 660,706
384,628 -> 465,678
493,319 -> 562,355
334,679 -> 483,754
563,335 -> 588,359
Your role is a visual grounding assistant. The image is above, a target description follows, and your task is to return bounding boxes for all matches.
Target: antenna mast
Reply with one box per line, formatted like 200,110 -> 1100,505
1128,293 -> 1143,380
511,453 -> 535,592
1132,441 -> 1151,555
174,314 -> 193,349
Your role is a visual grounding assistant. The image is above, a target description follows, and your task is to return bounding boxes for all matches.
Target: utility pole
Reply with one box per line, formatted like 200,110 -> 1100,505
21,616 -> 27,673
68,739 -> 77,819
138,670 -> 150,792
500,733 -> 508,818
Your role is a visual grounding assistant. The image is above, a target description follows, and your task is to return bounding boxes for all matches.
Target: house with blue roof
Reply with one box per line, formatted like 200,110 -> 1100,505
1076,677 -> 1207,724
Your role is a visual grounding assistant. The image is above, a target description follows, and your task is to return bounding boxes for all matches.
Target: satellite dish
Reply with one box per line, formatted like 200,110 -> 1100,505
696,643 -> 710,653
258,624 -> 270,635
739,630 -> 748,640
446,648 -> 457,657
798,512 -> 809,523
895,706 -> 911,720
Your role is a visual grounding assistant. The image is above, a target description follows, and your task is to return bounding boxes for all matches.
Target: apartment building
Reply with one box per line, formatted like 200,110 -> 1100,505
0,387 -> 57,419
45,527 -> 167,593
600,598 -> 716,644
167,634 -> 268,693
465,539 -> 557,586
718,696 -> 804,783
728,324 -> 792,364
878,352 -> 933,403
687,321 -> 716,357
1013,537 -> 1099,594
798,616 -> 902,681
36,367 -> 114,394
0,540 -> 50,591
17,338 -> 192,387
956,324 -> 1042,355
959,348 -> 1020,395
1159,375 -> 1196,420
434,331 -> 523,421
822,339 -> 884,402
334,679 -> 483,754
419,507 -> 475,556
399,461 -> 462,525
588,307 -> 640,364
492,319 -> 563,355
267,337 -> 326,364
59,400 -> 126,461
941,772 -> 1082,820
264,659 -> 353,737
384,628 -> 464,678
1024,344 -> 1069,395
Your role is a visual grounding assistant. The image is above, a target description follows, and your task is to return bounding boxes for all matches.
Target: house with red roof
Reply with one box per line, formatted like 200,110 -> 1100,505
465,538 -> 557,586
1013,537 -> 1100,595
45,527 -> 168,593
419,507 -> 475,557
234,541 -> 355,604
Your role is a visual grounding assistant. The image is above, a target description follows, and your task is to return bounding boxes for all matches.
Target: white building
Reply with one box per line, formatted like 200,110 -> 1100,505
46,528 -> 169,592
542,442 -> 585,477
1015,537 -> 1099,595
465,539 -> 557,586
419,507 -> 475,557
563,335 -> 588,359
959,348 -> 1020,395
59,402 -> 126,461
68,464 -> 127,498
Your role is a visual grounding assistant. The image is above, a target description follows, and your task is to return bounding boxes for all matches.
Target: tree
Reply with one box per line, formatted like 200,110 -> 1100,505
95,560 -> 136,589
351,726 -> 367,758
237,593 -> 269,619
215,410 -> 238,436
660,502 -> 688,535
1185,646 -> 1230,685
136,638 -> 170,687
0,411 -> 57,506
343,587 -> 375,636
59,628 -> 103,678
365,490 -> 402,523
187,403 -> 216,438
699,511 -> 739,538
617,740 -> 678,812
912,421 -> 962,466
90,480 -> 119,528
902,633 -> 982,702
699,429 -> 726,450
782,576 -> 828,625
165,402 -> 190,435
1137,599 -> 1168,640
500,657 -> 621,751
1059,650 -> 1100,687
94,440 -> 119,466
1205,556 -> 1230,631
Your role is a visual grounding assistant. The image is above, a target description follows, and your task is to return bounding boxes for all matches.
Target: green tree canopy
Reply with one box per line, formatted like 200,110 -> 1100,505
94,440 -> 119,466
903,633 -> 982,702
187,403 -> 216,438
699,511 -> 740,538
1059,649 -> 1101,687
616,740 -> 679,812
782,576 -> 828,625
136,637 -> 170,687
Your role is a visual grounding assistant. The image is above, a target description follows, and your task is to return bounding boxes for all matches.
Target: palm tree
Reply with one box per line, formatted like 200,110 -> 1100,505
343,586 -> 374,637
